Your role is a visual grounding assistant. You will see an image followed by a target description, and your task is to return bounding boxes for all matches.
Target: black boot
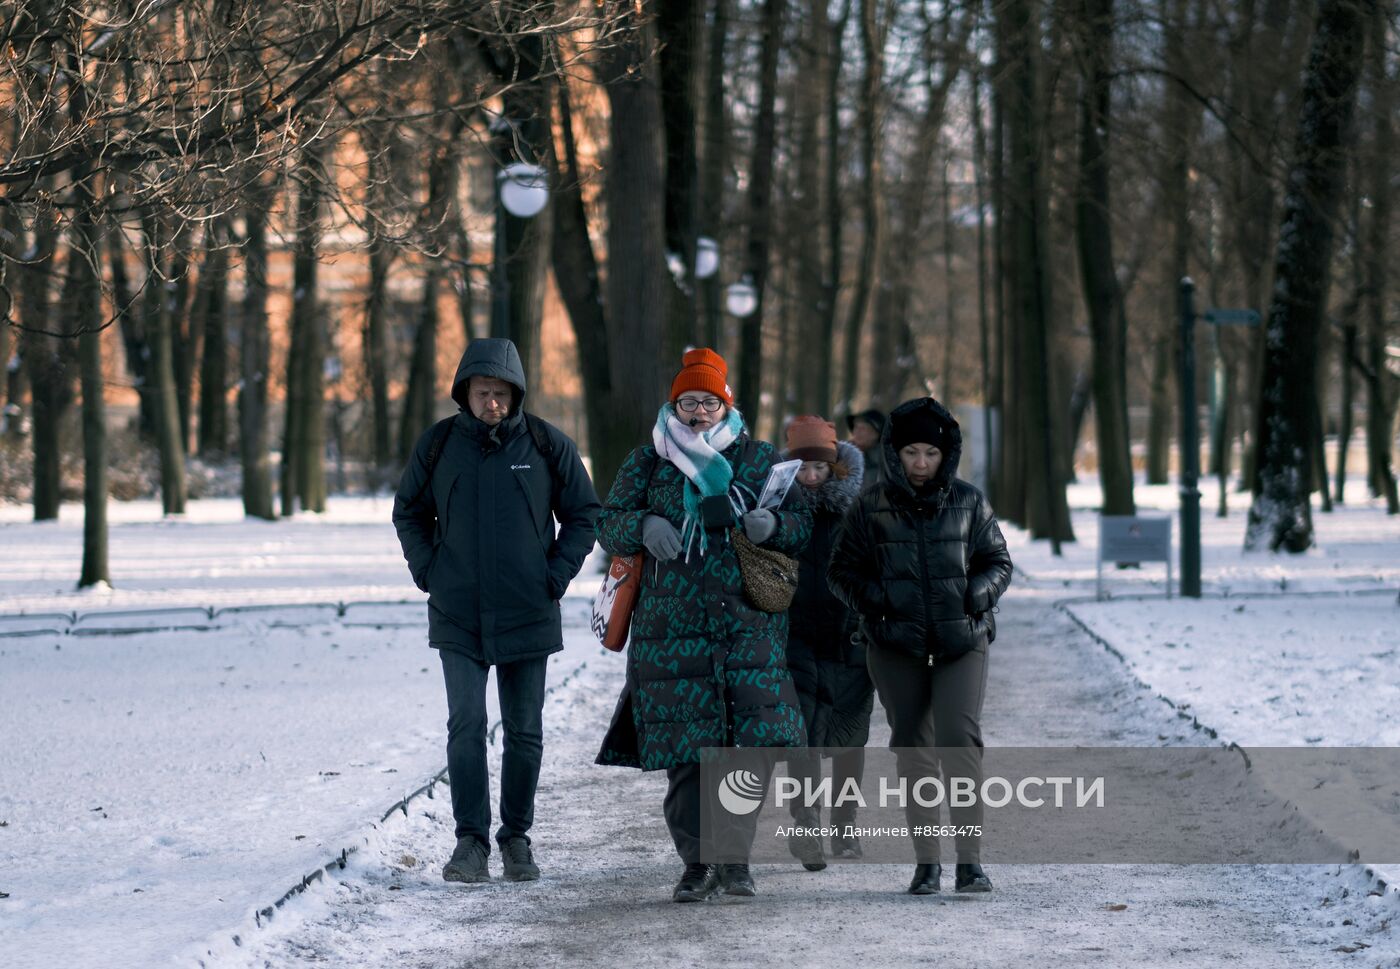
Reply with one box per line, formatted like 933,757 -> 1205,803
830,831 -> 863,859
442,837 -> 490,884
719,863 -> 757,897
908,863 -> 941,895
788,830 -> 828,871
955,862 -> 992,893
499,836 -> 540,882
672,863 -> 719,903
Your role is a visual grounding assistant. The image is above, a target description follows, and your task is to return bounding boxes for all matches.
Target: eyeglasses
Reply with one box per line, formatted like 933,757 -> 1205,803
676,397 -> 725,414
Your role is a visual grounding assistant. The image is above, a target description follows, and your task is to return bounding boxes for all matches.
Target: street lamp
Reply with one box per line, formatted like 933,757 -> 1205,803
492,163 -> 549,339
726,277 -> 757,318
694,237 -> 720,280
498,163 -> 549,218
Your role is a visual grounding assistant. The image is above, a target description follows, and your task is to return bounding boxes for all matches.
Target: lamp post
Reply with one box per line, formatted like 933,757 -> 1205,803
694,237 -> 720,281
491,162 -> 549,340
725,277 -> 757,319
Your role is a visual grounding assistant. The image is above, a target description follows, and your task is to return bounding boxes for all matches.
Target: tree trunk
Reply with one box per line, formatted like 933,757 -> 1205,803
698,0 -> 730,351
658,0 -> 703,355
399,268 -> 440,462
552,78 -> 625,491
19,209 -> 65,519
998,0 -> 1074,547
239,179 -> 275,521
365,240 -> 393,473
169,247 -> 194,453
839,0 -> 884,419
734,0 -> 786,431
75,233 -> 108,586
107,214 -> 155,441
487,33 -> 552,388
1245,0 -> 1369,551
196,222 -> 230,457
1362,0 -> 1399,512
282,148 -> 327,516
142,215 -> 187,516
599,5 -> 671,485
793,0 -> 828,416
990,10 -> 1020,522
1336,321 -> 1356,501
972,59 -> 997,500
1074,0 -> 1135,515
65,48 -> 108,587
820,2 -> 850,416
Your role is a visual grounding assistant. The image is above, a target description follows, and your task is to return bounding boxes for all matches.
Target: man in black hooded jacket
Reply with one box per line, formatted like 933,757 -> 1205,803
393,338 -> 600,884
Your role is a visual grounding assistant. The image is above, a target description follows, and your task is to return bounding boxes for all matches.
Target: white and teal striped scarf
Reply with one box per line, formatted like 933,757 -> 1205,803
652,404 -> 750,560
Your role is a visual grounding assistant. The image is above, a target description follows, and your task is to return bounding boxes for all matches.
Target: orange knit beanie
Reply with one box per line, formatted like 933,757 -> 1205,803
669,347 -> 734,405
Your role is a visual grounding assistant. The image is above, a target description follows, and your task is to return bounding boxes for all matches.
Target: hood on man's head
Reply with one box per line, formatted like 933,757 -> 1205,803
451,338 -> 527,413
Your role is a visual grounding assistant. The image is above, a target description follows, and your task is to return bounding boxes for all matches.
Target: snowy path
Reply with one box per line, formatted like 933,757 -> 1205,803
210,591 -> 1400,969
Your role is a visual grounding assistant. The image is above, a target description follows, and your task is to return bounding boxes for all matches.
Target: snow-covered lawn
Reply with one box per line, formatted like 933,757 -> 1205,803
1007,479 -> 1400,595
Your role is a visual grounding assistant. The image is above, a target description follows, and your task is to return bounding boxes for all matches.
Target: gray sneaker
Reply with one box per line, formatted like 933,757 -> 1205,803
500,837 -> 540,882
442,837 -> 490,883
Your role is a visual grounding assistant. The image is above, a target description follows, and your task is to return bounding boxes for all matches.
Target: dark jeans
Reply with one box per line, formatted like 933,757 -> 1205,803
866,644 -> 988,864
664,761 -> 771,865
439,648 -> 548,853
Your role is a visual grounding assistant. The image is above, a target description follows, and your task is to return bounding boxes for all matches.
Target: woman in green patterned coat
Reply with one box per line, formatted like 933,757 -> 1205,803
595,348 -> 812,903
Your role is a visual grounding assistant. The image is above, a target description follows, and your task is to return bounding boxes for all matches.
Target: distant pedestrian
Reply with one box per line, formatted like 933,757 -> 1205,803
594,347 -> 812,902
845,408 -> 886,491
393,338 -> 600,885
827,396 -> 1012,895
780,416 -> 873,870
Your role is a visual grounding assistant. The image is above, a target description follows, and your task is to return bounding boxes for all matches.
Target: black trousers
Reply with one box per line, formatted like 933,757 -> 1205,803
866,644 -> 988,864
439,649 -> 548,853
664,761 -> 771,864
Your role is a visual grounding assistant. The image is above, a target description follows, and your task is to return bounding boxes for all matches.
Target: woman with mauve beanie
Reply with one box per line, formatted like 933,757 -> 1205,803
827,396 -> 1013,896
780,416 -> 873,870
594,348 -> 813,903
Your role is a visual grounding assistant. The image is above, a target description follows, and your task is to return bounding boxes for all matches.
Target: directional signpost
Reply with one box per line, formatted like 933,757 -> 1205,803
1179,279 -> 1261,598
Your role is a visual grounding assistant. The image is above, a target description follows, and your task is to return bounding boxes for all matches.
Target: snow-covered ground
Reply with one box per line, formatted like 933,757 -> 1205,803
2,479 -> 1398,968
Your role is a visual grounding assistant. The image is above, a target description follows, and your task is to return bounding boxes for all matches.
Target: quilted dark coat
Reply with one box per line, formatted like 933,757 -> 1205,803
783,440 -> 874,749
595,432 -> 812,771
827,397 -> 1013,663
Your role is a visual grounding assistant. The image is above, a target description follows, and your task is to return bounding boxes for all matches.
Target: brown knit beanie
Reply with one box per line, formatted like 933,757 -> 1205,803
785,415 -> 838,463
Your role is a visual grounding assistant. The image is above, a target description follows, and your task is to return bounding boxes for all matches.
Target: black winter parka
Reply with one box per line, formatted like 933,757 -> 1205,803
392,339 -> 600,665
827,397 -> 1013,663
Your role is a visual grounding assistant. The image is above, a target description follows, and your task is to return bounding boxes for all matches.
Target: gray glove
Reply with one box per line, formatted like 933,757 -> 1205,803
642,514 -> 683,561
741,508 -> 777,544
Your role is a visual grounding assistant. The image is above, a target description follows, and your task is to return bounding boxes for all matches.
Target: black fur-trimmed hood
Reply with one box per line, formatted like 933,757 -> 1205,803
880,396 -> 962,505
782,439 -> 865,514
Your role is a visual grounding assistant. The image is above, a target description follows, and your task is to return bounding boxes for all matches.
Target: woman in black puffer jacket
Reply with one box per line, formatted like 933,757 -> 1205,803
827,396 -> 1013,897
781,417 -> 873,871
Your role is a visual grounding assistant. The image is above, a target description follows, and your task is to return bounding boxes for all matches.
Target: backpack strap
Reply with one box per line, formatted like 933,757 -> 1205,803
524,412 -> 570,502
405,416 -> 455,513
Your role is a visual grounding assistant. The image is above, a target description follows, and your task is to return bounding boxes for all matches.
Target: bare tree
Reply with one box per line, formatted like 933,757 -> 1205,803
1245,0 -> 1371,552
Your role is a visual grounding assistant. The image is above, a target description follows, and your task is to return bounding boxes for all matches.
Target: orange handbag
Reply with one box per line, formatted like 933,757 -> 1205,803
590,553 -> 645,651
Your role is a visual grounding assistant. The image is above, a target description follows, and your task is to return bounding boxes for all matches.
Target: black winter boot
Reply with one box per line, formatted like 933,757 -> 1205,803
672,863 -> 719,903
719,863 -> 757,896
830,831 -> 863,859
908,863 -> 941,895
788,830 -> 828,871
955,862 -> 992,893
